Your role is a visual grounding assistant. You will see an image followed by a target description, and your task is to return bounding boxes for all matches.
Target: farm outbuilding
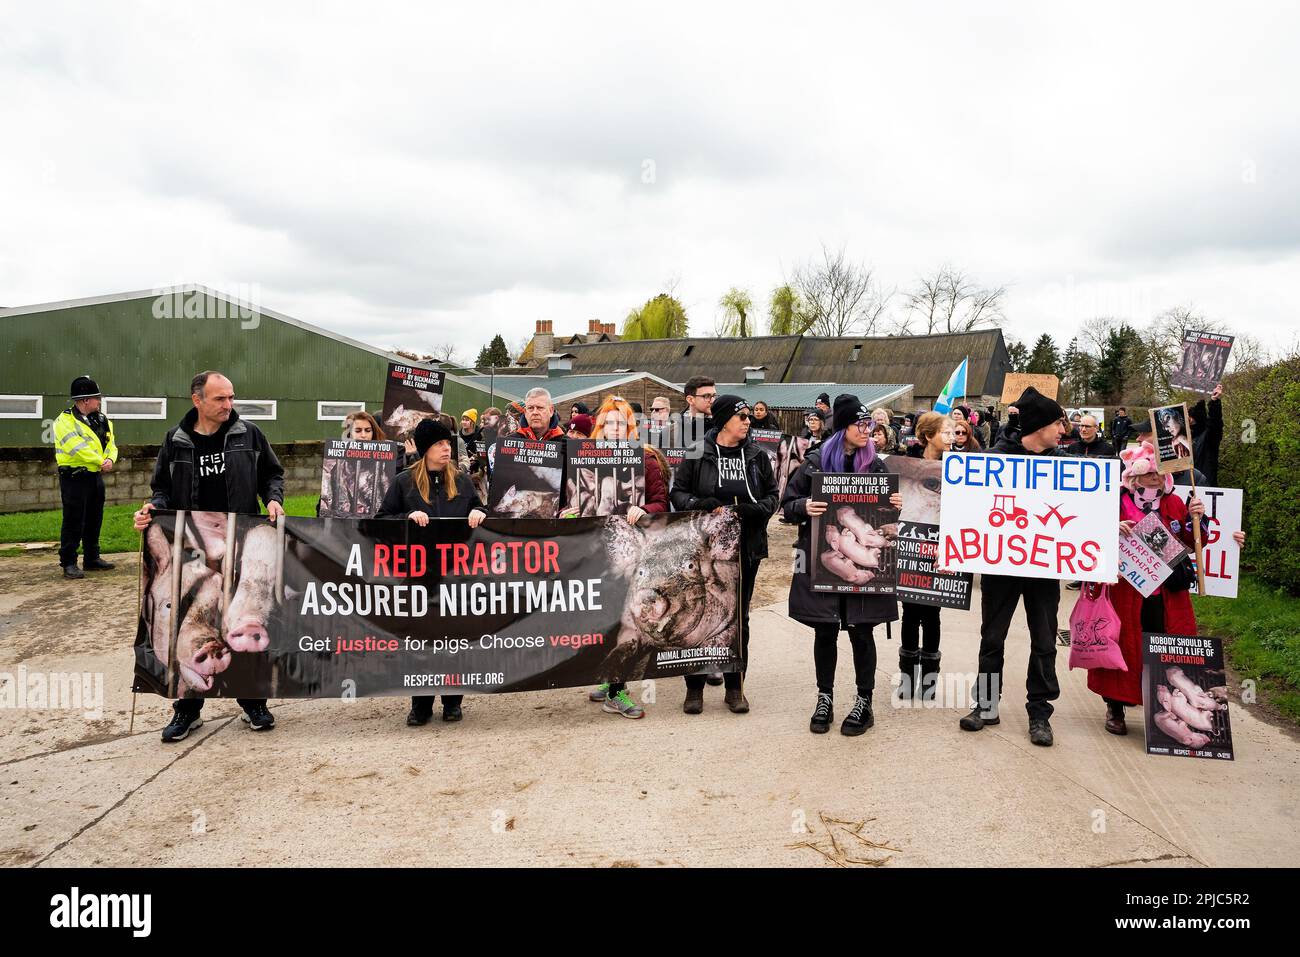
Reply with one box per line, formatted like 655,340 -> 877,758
0,285 -> 493,447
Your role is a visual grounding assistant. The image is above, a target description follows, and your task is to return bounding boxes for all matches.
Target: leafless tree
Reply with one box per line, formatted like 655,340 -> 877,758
791,244 -> 892,337
896,266 -> 1007,334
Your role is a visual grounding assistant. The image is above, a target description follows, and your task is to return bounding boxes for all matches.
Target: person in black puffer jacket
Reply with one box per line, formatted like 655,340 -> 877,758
377,418 -> 487,726
670,395 -> 779,715
781,395 -> 902,737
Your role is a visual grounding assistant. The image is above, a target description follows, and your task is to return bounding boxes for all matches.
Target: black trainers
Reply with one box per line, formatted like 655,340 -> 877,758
406,704 -> 434,726
959,704 -> 1000,731
840,695 -> 874,736
62,564 -> 84,580
1028,718 -> 1054,747
161,711 -> 202,743
809,693 -> 833,734
83,559 -> 115,571
240,704 -> 276,731
442,703 -> 463,722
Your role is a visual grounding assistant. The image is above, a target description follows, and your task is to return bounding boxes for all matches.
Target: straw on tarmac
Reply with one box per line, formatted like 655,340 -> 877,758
1,526 -> 1296,868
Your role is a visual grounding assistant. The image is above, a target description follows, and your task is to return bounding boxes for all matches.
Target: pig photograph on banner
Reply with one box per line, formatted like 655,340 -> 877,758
809,472 -> 900,594
1142,633 -> 1233,761
487,437 -> 564,518
134,510 -> 742,698
318,439 -> 404,518
380,362 -> 446,441
562,439 -> 645,517
136,512 -> 285,698
1183,486 -> 1242,598
1117,511 -> 1188,599
1150,403 -> 1194,473
884,455 -> 973,609
938,451 -> 1120,582
1168,331 -> 1235,395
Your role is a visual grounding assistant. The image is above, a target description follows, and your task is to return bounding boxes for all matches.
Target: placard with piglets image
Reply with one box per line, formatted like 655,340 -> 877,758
563,439 -> 645,517
1143,633 -> 1233,760
809,472 -> 899,594
1183,486 -> 1242,598
938,452 -> 1120,583
487,437 -> 564,518
380,361 -> 445,441
318,439 -> 404,518
1117,511 -> 1189,599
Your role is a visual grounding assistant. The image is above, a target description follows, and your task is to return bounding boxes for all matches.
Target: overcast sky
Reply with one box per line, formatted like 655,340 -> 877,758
3,2 -> 1297,363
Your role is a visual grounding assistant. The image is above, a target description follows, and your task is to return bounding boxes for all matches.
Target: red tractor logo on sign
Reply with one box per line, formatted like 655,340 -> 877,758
988,494 -> 1029,529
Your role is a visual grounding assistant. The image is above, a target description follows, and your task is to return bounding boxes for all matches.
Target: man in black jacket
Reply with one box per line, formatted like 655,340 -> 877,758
1110,407 -> 1134,449
669,395 -> 779,714
1189,385 -> 1224,485
1064,414 -> 1114,457
133,371 -> 285,742
959,386 -> 1067,747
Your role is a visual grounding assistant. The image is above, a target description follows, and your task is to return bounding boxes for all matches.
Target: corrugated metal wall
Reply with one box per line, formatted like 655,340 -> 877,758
0,293 -> 492,446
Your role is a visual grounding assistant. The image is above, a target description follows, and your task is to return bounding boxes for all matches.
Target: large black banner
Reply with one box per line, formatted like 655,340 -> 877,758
133,510 -> 742,699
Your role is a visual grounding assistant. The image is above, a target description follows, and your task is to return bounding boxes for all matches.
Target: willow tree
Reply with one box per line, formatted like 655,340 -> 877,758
622,293 -> 689,340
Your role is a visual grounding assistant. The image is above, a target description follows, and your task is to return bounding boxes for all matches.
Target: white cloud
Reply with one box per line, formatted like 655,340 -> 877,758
2,1 -> 1297,362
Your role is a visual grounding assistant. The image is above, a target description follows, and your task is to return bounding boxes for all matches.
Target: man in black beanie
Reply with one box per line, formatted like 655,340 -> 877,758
960,386 -> 1068,747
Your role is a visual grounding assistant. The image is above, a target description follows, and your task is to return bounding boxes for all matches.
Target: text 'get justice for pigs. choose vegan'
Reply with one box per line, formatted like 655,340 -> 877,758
296,541 -> 604,618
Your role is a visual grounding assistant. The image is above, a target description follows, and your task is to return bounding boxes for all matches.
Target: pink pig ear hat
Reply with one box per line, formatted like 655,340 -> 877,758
1119,440 -> 1173,493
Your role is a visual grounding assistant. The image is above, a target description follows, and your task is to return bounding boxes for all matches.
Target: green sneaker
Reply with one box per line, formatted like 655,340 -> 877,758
588,683 -> 610,702
602,689 -> 644,719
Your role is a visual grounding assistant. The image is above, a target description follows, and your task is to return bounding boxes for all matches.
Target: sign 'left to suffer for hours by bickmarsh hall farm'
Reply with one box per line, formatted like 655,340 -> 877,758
937,452 -> 1120,583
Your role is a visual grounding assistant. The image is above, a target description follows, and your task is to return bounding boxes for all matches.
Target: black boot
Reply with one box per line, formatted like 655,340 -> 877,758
809,693 -> 833,734
919,651 -> 942,702
840,694 -> 874,736
897,650 -> 921,700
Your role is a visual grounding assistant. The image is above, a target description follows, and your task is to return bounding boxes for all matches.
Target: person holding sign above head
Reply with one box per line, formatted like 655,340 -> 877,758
782,396 -> 904,735
583,396 -> 670,719
1086,442 -> 1243,735
671,395 -> 779,715
377,418 -> 487,727
959,386 -> 1066,746
897,412 -> 956,700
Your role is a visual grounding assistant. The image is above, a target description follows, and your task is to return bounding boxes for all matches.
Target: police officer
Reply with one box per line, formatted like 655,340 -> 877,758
53,376 -> 118,579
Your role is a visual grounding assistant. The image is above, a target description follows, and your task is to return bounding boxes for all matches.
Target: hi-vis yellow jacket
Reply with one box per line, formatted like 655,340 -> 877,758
53,409 -> 118,471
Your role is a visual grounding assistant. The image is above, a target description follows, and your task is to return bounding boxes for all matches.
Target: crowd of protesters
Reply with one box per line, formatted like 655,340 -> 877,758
29,360 -> 1226,749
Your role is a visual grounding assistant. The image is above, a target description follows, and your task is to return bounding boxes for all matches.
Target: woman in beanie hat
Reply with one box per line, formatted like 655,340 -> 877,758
670,394 -> 779,715
378,418 -> 487,727
781,394 -> 904,736
1085,441 -> 1242,735
802,408 -> 827,449
566,413 -> 594,438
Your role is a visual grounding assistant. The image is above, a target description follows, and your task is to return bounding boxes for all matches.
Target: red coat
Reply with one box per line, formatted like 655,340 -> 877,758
643,450 -> 669,513
1087,491 -> 1198,705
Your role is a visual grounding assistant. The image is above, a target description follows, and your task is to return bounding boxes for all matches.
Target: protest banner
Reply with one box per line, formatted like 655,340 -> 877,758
1169,331 -> 1234,395
563,439 -> 645,517
380,362 -> 445,441
1183,486 -> 1242,598
884,456 -> 973,609
937,451 -> 1120,582
809,472 -> 899,594
134,509 -> 743,699
1117,512 -> 1188,598
1001,373 -> 1059,404
318,440 -> 403,519
1142,633 -> 1233,760
487,437 -> 564,518
1150,403 -> 1194,474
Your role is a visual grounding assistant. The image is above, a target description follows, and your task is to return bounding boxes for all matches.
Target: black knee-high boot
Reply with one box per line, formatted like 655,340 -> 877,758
897,649 -> 921,700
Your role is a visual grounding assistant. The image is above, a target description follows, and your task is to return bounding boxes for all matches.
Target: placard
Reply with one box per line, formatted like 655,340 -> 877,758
1117,512 -> 1188,598
318,440 -> 403,518
1184,486 -> 1242,598
1001,373 -> 1060,404
1169,331 -> 1234,395
1150,403 -> 1194,474
809,472 -> 899,594
1142,633 -> 1233,760
884,456 -> 973,609
380,362 -> 446,441
486,437 -> 564,518
563,439 -> 645,517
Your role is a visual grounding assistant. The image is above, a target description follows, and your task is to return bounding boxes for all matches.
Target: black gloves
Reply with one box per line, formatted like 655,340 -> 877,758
694,497 -> 722,512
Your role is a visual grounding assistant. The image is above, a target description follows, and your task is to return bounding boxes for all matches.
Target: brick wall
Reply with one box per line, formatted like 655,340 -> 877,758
0,442 -> 328,513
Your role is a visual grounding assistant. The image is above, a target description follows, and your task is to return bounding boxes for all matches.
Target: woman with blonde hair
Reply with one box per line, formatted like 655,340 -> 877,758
583,396 -> 670,719
377,419 -> 487,727
897,411 -> 956,699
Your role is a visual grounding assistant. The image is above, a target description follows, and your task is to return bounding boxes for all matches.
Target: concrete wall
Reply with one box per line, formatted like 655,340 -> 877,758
0,442 -> 328,513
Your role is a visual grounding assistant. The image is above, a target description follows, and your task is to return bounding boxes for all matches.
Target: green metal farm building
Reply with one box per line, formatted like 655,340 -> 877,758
0,285 -> 497,447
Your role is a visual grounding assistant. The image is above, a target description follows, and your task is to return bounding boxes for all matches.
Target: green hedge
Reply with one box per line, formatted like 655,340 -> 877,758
1216,353 -> 1300,593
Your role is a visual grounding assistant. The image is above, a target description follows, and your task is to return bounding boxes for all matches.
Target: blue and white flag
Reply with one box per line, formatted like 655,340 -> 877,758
933,358 -> 968,414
